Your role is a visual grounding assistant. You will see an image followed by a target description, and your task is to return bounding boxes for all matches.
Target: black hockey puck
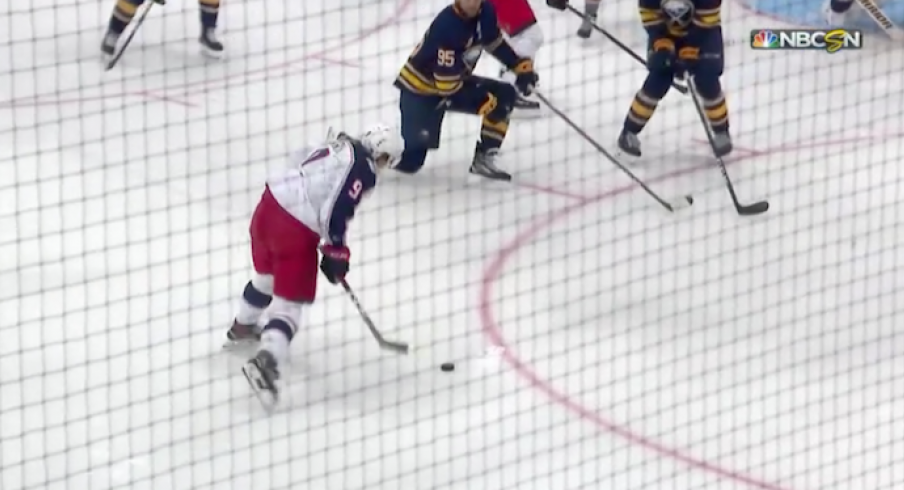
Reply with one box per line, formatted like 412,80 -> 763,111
685,195 -> 694,205
440,362 -> 455,372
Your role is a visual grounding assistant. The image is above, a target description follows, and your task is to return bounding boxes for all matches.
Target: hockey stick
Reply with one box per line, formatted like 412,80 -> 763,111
685,77 -> 769,215
340,279 -> 410,354
854,0 -> 904,41
105,1 -> 155,71
534,91 -> 693,212
563,4 -> 688,94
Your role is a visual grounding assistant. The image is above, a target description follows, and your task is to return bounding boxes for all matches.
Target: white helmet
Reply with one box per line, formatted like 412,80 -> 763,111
359,123 -> 404,169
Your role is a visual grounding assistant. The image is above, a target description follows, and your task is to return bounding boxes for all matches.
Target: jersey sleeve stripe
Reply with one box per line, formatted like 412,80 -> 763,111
485,35 -> 505,51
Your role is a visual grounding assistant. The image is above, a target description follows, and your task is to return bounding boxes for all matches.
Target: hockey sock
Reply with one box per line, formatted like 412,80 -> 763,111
623,89 -> 662,134
830,0 -> 854,13
260,320 -> 294,363
479,118 -> 509,151
584,0 -> 601,16
235,280 -> 273,326
199,0 -> 220,28
693,78 -> 729,132
107,0 -> 143,35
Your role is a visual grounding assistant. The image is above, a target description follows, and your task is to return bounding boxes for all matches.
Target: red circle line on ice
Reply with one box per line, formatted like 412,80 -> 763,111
480,134 -> 880,490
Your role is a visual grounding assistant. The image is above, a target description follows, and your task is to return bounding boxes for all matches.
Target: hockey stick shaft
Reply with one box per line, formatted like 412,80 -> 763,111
685,77 -> 768,215
854,0 -> 904,40
340,279 -> 409,354
534,91 -> 686,212
105,1 -> 154,70
564,4 -> 688,94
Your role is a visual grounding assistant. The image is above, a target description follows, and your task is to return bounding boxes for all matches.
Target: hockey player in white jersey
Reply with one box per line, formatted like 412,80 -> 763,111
225,124 -> 403,408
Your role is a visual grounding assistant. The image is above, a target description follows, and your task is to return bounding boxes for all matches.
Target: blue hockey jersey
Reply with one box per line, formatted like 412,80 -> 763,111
394,2 -> 521,97
640,0 -> 722,40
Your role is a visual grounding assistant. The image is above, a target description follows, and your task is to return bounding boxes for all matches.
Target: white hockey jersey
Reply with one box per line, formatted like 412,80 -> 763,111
266,137 -> 378,246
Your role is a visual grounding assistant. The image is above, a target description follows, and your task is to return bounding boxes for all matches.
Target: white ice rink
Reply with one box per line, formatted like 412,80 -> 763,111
2,0 -> 904,489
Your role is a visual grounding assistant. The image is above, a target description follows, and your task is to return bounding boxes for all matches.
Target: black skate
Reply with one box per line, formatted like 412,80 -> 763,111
199,27 -> 224,58
514,94 -> 541,110
242,349 -> 281,410
101,31 -> 119,60
711,131 -> 733,158
223,320 -> 262,348
577,15 -> 597,38
469,144 -> 512,181
617,130 -> 642,158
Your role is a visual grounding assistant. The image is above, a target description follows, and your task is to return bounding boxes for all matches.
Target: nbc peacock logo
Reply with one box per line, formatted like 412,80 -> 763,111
751,30 -> 778,49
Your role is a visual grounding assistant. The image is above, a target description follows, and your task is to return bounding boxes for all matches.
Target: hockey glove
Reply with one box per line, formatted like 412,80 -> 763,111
546,0 -> 568,10
512,59 -> 539,96
647,38 -> 676,73
677,46 -> 699,68
320,245 -> 350,284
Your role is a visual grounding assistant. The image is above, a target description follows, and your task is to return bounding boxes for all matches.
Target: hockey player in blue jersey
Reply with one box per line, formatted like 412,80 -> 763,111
393,0 -> 540,181
101,0 -> 224,59
548,0 -> 731,159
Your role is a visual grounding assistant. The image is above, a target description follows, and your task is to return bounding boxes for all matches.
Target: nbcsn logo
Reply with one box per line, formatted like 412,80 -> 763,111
752,30 -> 779,48
750,28 -> 862,53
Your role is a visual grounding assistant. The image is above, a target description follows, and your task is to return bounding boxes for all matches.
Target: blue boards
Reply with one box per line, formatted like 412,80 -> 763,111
739,0 -> 904,31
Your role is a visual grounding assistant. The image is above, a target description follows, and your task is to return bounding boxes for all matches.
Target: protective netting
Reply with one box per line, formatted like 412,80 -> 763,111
2,0 -> 904,489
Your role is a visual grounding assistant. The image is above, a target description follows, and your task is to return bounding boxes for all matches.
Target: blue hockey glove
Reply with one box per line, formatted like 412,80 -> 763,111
512,59 -> 539,96
647,38 -> 676,73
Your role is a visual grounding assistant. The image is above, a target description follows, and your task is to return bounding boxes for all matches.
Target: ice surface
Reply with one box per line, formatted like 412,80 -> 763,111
2,0 -> 904,489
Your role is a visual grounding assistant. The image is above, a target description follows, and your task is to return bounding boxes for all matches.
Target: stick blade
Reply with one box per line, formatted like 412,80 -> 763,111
380,340 -> 410,355
737,200 -> 770,215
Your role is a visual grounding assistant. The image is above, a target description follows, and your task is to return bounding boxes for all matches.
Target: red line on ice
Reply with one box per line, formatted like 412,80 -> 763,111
481,139 -> 856,490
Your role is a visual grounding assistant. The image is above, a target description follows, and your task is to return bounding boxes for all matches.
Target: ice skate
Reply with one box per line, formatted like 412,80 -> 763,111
577,15 -> 597,38
617,130 -> 642,158
199,27 -> 224,58
100,31 -> 119,62
242,349 -> 280,409
711,131 -> 733,158
514,93 -> 541,111
223,319 -> 262,348
469,144 -> 512,181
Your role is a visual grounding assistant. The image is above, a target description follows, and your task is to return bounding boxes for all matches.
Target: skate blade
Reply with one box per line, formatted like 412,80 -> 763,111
509,109 -> 545,120
200,47 -> 224,60
242,362 -> 279,412
222,337 -> 259,350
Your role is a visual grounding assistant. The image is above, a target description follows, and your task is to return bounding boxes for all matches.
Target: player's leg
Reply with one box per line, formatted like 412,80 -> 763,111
243,199 -> 322,401
577,0 -> 601,38
394,91 -> 446,174
226,187 -> 277,345
824,0 -> 854,24
499,24 -> 544,111
101,0 -> 148,57
198,0 -> 224,57
688,30 -> 732,157
616,38 -> 676,158
448,77 -> 518,180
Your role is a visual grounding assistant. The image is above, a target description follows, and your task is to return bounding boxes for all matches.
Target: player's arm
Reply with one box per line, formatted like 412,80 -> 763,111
692,0 -> 721,29
480,5 -> 525,69
639,0 -> 670,48
321,147 -> 377,247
